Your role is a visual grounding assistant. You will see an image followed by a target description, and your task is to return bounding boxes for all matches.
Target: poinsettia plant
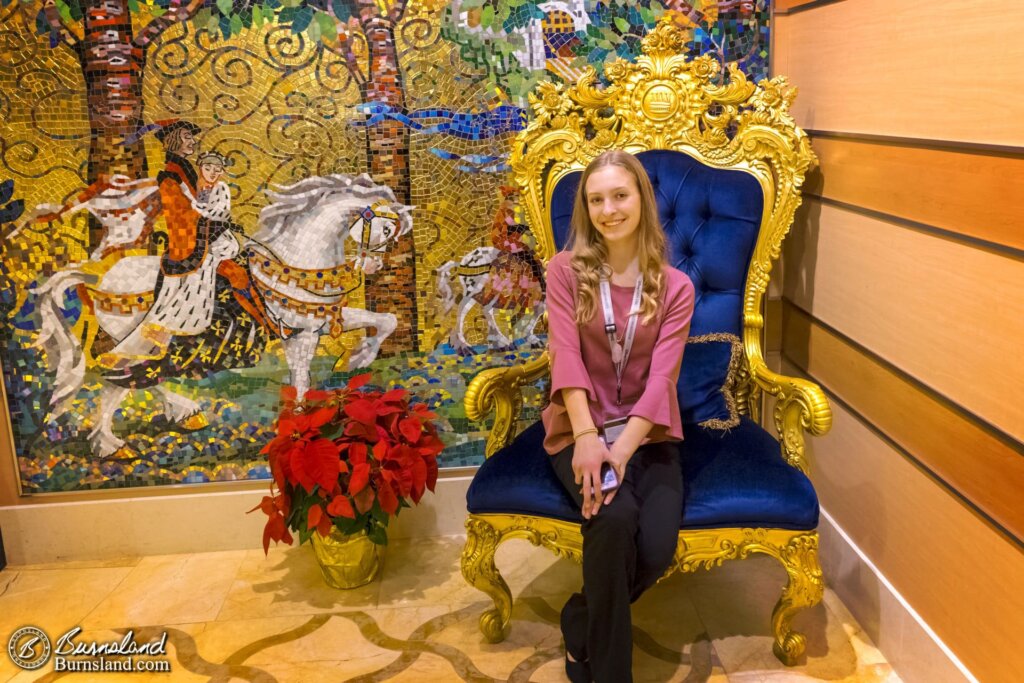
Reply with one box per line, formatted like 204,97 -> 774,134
250,372 -> 443,553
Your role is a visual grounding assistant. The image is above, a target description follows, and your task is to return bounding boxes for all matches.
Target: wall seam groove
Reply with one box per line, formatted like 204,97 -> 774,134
774,0 -> 848,17
781,353 -> 1024,551
806,129 -> 1024,157
782,298 -> 1024,456
804,195 -> 1024,261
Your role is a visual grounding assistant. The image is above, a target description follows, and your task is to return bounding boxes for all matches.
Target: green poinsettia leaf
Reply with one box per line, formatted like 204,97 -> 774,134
366,522 -> 387,546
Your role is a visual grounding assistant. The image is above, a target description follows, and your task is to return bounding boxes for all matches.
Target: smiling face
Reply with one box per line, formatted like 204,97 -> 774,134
200,162 -> 224,185
585,165 -> 642,248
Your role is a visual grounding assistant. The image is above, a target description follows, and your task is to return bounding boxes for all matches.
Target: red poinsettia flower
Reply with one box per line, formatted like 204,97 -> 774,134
250,372 -> 444,554
248,491 -> 293,554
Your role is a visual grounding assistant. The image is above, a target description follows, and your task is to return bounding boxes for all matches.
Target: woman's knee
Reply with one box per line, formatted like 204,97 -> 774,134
585,495 -> 639,541
636,513 -> 681,574
638,530 -> 679,575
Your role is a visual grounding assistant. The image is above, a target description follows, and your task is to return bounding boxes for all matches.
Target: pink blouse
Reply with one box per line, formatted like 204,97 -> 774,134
541,250 -> 695,455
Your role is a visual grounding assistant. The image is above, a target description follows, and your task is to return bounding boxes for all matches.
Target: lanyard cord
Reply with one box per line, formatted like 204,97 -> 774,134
599,274 -> 644,406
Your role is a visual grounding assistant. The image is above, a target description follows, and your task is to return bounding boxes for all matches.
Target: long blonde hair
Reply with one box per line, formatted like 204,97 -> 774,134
568,150 -> 667,325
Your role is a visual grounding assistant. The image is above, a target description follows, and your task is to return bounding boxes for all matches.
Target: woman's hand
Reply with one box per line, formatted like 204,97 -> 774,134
572,433 -> 611,519
601,442 -> 634,506
598,416 -> 651,505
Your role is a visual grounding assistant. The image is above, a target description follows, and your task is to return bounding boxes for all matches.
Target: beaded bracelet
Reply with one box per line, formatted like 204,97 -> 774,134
573,427 -> 599,441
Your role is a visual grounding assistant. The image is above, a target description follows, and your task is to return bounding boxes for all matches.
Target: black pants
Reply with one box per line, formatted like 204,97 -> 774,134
551,440 -> 683,683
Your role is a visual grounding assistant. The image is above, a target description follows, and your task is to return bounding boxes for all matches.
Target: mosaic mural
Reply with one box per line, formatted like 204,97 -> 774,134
0,0 -> 771,493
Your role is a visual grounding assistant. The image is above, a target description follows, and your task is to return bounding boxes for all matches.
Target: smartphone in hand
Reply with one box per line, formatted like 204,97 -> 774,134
599,462 -> 620,493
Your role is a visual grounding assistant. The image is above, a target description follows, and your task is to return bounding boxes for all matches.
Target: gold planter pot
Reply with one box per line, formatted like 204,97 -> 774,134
309,529 -> 385,589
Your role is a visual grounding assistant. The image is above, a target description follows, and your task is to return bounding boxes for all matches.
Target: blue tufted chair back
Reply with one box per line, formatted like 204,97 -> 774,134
548,150 -> 764,421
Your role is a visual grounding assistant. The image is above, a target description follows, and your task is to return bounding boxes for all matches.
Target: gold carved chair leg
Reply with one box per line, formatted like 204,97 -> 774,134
764,532 -> 824,665
461,516 -> 514,643
677,528 -> 824,666
462,514 -> 585,643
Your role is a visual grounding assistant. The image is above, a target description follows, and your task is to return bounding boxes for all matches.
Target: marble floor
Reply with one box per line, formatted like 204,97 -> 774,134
0,535 -> 900,682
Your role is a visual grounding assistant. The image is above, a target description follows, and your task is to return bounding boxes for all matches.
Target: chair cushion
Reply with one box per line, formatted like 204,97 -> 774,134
678,333 -> 742,429
466,418 -> 819,530
549,149 -> 763,428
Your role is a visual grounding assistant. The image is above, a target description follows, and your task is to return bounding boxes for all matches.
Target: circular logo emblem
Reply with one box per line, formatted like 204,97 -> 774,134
8,627 -> 52,670
641,84 -> 679,121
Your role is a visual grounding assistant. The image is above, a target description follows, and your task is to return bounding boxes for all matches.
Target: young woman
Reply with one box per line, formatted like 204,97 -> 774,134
541,150 -> 695,682
192,150 -> 272,332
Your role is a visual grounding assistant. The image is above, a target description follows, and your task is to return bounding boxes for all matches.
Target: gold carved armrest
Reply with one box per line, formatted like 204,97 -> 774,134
749,358 -> 832,475
465,351 -> 551,458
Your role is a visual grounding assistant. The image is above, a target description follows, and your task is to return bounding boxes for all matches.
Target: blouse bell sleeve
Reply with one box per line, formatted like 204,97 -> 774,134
546,256 -> 597,405
628,274 -> 695,434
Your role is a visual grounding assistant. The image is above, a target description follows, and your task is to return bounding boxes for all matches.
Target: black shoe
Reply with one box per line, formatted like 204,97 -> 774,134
561,593 -> 590,681
565,652 -> 592,683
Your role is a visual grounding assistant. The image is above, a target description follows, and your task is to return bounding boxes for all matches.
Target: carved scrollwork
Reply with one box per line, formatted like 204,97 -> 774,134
462,514 -> 584,643
733,356 -> 762,422
462,517 -> 824,664
492,514 -> 584,564
772,533 -> 824,665
765,368 -> 832,474
464,352 -> 549,458
512,18 -> 814,269
461,517 -> 513,643
672,527 -> 823,664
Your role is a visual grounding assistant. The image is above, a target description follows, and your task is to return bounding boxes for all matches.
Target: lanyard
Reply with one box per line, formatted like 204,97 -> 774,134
599,274 -> 644,405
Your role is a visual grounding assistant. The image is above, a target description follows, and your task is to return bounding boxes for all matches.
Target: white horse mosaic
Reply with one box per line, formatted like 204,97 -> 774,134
34,173 -> 412,456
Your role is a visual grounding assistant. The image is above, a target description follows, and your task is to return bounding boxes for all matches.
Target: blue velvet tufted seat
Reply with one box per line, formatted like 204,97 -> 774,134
468,418 -> 819,530
459,20 -> 831,668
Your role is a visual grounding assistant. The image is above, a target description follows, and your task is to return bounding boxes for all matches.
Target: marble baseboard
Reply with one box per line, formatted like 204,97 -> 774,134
0,475 -> 471,566
818,506 -> 976,683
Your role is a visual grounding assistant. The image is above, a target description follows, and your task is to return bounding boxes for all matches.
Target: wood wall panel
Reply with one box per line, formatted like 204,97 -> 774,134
783,302 -> 1024,542
806,135 -> 1024,253
783,200 -> 1024,442
783,359 -> 1024,683
773,0 -> 1024,146
774,0 -> 841,11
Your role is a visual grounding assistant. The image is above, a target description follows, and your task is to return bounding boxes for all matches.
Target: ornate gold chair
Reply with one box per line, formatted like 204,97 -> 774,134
459,20 -> 831,665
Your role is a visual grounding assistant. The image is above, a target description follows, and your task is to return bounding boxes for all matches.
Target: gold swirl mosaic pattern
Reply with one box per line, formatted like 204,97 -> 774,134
0,1 -> 771,491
